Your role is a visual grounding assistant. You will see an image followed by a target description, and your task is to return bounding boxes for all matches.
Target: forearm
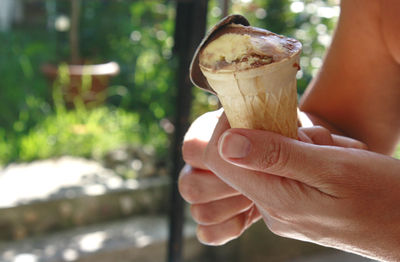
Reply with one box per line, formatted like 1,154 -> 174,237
299,0 -> 400,155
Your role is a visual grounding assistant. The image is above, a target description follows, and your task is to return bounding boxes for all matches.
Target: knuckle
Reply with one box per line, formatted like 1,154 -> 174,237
300,126 -> 333,145
257,139 -> 289,172
178,171 -> 201,203
182,140 -> 199,166
202,146 -> 215,170
314,125 -> 330,135
312,126 -> 333,145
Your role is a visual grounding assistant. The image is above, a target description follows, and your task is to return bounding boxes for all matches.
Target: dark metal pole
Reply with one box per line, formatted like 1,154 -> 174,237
168,1 -> 208,262
221,0 -> 229,18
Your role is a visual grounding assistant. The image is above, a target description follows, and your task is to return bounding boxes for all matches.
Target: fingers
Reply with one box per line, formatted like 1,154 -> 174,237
197,212 -> 246,246
178,165 -> 239,204
203,112 -> 231,150
331,134 -> 368,149
214,127 -> 374,199
182,109 -> 224,170
209,127 -> 345,196
299,126 -> 368,149
182,139 -> 209,170
197,207 -> 261,246
299,126 -> 334,145
217,129 -> 320,181
181,113 -> 255,246
190,195 -> 253,225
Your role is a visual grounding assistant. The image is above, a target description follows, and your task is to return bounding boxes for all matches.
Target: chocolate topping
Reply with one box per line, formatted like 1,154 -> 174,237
199,24 -> 301,71
189,14 -> 302,94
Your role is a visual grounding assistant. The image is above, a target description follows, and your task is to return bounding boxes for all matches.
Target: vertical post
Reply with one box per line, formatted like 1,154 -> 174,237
220,0 -> 229,18
70,0 -> 81,64
168,1 -> 208,262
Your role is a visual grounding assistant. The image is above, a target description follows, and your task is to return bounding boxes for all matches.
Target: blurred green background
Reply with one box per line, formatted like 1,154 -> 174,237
1,0 -> 396,172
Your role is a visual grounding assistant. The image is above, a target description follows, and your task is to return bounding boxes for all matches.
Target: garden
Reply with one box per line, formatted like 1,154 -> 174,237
0,0 -> 398,261
0,0 -> 356,172
0,1 -> 178,178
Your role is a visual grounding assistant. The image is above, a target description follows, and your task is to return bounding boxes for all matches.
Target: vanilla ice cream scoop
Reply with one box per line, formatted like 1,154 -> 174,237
199,23 -> 301,72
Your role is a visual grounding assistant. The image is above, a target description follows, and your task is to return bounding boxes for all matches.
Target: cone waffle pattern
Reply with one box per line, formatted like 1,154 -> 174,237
218,80 -> 297,139
201,55 -> 299,139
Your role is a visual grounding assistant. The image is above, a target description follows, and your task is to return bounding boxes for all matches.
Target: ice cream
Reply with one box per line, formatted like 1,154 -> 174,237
199,23 -> 299,72
190,15 -> 302,139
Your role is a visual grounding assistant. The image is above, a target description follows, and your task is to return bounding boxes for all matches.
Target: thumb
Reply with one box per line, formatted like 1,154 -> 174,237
217,128 -> 341,188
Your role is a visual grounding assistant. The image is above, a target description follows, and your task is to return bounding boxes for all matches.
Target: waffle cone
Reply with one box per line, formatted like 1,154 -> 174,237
201,53 -> 300,139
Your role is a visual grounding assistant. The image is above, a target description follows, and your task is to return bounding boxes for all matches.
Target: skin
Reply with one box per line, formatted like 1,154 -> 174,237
300,0 -> 400,154
179,0 -> 400,261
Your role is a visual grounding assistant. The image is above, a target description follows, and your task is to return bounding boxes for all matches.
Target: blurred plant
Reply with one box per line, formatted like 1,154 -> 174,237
18,106 -> 142,162
0,0 -> 344,167
0,1 -> 174,166
53,0 -> 109,64
0,63 -> 168,166
106,1 -> 177,129
0,30 -> 54,138
0,129 -> 13,167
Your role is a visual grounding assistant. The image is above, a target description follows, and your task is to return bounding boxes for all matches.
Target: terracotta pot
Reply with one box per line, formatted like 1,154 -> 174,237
42,62 -> 120,108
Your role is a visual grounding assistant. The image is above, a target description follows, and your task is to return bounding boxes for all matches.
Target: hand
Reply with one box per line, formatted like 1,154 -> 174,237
179,109 -> 260,245
203,113 -> 400,261
179,110 -> 367,246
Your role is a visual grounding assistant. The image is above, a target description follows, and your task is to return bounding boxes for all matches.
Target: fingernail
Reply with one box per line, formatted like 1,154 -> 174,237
219,132 -> 251,158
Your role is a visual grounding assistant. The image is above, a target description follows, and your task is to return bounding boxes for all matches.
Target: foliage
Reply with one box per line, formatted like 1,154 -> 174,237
0,1 -> 175,166
0,58 -> 169,165
0,31 -> 55,135
108,1 -> 176,125
0,0 -> 347,166
19,106 -> 141,162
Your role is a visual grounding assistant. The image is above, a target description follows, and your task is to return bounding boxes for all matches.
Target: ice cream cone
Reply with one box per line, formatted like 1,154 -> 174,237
200,51 -> 299,139
190,15 -> 301,139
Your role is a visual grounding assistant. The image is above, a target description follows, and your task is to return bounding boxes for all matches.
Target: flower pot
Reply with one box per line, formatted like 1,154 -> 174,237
42,62 -> 120,108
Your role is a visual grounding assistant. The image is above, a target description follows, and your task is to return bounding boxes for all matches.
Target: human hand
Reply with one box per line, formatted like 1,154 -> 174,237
179,109 -> 260,245
203,113 -> 400,261
179,110 -> 368,247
